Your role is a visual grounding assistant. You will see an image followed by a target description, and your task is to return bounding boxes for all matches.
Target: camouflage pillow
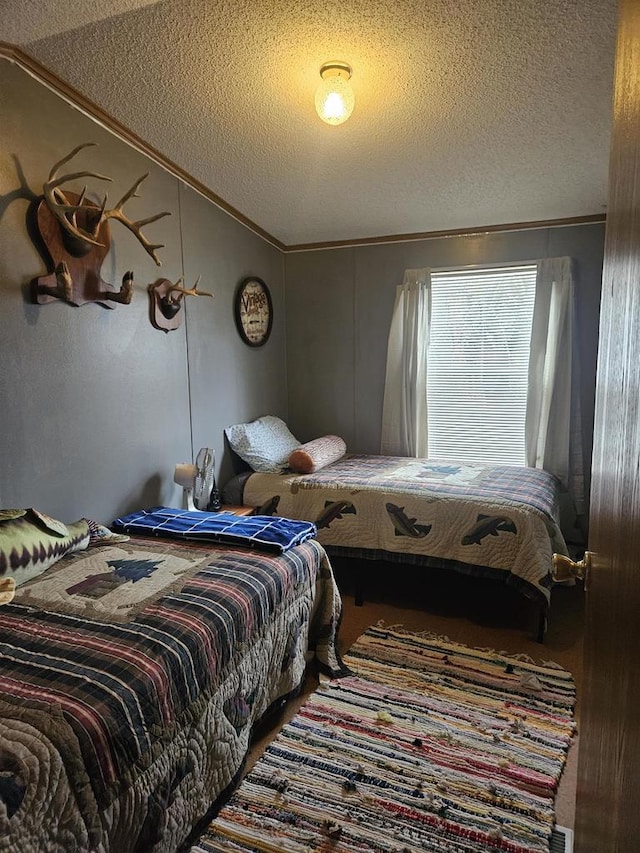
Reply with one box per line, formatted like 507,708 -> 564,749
0,508 -> 90,588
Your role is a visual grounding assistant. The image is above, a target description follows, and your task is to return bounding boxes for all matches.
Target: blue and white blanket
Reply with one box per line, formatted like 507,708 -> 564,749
112,506 -> 317,554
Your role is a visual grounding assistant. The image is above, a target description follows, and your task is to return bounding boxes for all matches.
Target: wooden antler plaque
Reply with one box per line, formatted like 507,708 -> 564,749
31,194 -> 119,307
29,143 -> 170,308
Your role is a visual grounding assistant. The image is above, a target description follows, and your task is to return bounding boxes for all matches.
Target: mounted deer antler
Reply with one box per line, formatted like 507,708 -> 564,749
100,175 -> 169,266
42,142 -> 170,265
165,276 -> 214,301
149,276 -> 214,332
159,276 -> 214,318
42,143 -> 111,251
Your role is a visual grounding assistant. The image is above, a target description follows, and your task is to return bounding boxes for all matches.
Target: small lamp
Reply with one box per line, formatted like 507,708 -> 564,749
315,61 -> 355,126
174,463 -> 197,510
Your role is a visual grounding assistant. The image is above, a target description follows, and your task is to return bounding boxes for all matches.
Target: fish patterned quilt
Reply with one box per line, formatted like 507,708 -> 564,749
242,455 -> 569,606
0,536 -> 342,853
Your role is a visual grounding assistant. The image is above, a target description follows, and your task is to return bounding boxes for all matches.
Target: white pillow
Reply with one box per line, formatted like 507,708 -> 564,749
225,416 -> 300,472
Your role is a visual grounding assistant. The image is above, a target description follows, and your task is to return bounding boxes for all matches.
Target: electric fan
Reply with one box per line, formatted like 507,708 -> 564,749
173,447 -> 221,511
193,447 -> 221,511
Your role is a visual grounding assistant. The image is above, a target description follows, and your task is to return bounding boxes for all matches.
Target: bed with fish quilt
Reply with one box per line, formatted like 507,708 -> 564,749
237,454 -> 569,618
0,535 -> 342,853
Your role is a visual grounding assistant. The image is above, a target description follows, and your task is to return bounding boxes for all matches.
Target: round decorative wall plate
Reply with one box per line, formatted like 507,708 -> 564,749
234,277 -> 273,347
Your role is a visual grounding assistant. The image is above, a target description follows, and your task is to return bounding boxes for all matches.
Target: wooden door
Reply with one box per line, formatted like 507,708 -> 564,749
575,1 -> 640,849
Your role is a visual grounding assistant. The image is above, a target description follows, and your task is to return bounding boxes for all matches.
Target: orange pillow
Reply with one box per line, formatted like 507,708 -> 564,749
289,435 -> 346,474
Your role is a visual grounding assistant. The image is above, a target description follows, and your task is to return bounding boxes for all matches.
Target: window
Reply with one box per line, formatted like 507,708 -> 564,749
427,264 -> 537,465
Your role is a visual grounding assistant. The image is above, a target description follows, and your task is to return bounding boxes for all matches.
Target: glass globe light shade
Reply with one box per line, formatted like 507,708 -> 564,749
315,64 -> 354,126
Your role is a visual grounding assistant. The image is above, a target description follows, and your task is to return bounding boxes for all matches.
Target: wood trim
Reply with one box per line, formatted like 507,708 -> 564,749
0,42 -> 286,252
283,213 -> 607,253
1,43 -> 606,255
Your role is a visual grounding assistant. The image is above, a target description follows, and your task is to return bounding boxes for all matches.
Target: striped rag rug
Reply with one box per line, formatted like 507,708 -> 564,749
193,625 -> 576,853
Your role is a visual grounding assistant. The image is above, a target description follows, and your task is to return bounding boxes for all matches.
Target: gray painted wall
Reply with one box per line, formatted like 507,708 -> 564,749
0,59 -> 605,529
0,61 -> 286,523
284,225 -> 604,514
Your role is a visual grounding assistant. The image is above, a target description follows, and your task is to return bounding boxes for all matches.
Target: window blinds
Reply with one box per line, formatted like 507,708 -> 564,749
427,264 -> 537,465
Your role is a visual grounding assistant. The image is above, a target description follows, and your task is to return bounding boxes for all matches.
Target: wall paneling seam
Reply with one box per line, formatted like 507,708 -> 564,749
178,181 -> 195,463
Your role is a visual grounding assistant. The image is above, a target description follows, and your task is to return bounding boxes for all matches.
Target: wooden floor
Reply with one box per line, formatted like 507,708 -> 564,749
250,557 -> 585,829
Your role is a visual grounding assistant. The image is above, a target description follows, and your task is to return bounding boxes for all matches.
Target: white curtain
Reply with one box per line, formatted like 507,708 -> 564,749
380,269 -> 431,457
526,257 -> 585,520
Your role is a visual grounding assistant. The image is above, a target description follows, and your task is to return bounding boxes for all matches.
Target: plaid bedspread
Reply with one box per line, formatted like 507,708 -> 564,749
244,455 -> 569,606
0,537 -> 342,853
112,506 -> 317,553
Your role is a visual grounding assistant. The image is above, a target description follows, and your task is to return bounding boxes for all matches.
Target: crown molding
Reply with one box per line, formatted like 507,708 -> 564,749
282,213 -> 607,253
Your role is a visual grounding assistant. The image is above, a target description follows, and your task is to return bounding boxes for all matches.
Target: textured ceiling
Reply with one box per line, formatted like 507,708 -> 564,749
1,0 -> 162,44
3,0 -> 617,246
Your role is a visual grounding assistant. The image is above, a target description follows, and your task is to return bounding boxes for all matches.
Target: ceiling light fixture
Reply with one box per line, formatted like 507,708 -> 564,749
315,61 -> 354,126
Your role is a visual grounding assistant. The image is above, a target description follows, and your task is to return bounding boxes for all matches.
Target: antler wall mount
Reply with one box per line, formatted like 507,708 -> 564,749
30,143 -> 171,308
148,276 -> 214,332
